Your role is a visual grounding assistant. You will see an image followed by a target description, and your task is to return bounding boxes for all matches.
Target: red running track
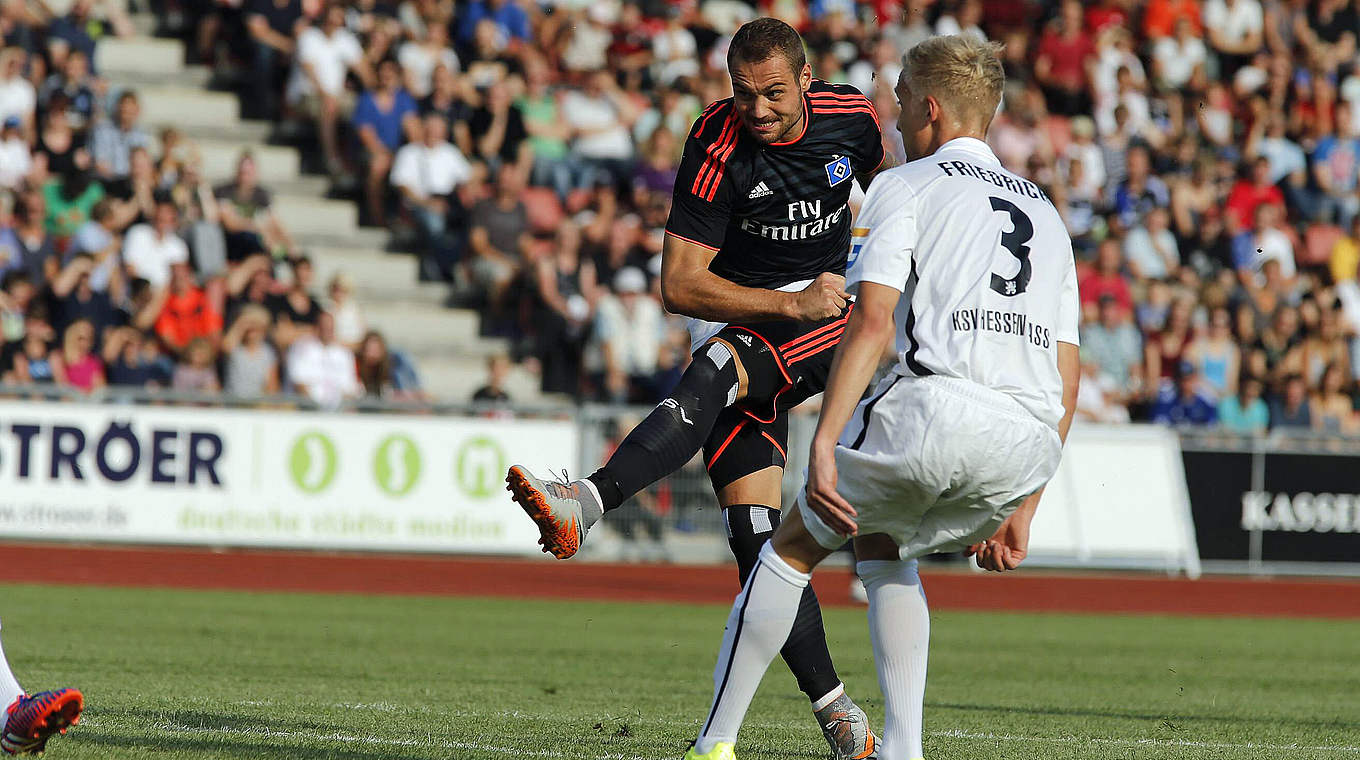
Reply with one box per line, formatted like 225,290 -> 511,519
1,542 -> 1358,619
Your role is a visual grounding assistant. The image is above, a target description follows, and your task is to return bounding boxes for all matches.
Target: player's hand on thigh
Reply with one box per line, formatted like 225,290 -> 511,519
966,511 -> 1031,572
806,445 -> 857,536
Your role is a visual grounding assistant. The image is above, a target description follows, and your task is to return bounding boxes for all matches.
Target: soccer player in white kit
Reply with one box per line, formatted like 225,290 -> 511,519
682,35 -> 1080,760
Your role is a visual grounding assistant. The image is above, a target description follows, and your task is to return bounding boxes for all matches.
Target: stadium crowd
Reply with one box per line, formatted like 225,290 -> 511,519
1,0 -> 1359,433
0,0 -> 425,408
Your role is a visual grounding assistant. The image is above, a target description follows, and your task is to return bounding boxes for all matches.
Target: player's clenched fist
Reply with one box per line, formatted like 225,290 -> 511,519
791,273 -> 849,321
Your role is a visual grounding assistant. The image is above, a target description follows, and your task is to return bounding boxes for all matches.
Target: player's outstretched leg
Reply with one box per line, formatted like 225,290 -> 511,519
726,506 -> 877,759
858,559 -> 929,760
0,619 -> 83,756
507,342 -> 741,558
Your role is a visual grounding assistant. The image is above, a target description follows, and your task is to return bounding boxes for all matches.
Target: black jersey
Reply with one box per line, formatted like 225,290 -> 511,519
665,80 -> 885,290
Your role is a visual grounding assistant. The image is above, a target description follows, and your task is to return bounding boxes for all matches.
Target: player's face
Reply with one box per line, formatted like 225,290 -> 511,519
729,56 -> 811,144
895,71 -> 935,161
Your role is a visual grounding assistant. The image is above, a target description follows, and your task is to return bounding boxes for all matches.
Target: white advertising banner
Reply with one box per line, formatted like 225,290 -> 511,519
0,401 -> 570,554
1027,422 -> 1201,577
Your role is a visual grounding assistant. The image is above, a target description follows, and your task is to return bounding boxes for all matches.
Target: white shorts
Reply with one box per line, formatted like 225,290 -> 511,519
799,374 -> 1063,560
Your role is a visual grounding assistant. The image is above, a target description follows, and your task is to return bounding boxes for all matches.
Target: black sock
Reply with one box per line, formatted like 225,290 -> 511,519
588,345 -> 738,512
726,505 -> 842,703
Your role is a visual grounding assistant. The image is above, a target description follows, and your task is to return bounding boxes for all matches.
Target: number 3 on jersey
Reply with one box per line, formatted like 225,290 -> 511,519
988,196 -> 1033,297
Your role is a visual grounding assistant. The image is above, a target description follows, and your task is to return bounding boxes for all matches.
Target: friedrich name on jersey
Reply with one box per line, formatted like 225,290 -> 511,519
665,80 -> 885,290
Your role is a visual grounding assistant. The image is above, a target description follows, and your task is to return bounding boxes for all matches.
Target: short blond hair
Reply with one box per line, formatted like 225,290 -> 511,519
902,35 -> 1005,129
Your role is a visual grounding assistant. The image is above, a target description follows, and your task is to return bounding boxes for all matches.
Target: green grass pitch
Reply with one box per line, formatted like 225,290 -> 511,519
3,582 -> 1358,759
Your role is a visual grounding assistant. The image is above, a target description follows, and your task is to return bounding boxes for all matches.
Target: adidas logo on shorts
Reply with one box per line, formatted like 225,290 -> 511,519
748,181 -> 773,199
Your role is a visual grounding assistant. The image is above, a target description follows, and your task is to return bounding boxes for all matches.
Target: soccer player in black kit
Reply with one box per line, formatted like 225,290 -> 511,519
507,18 -> 889,759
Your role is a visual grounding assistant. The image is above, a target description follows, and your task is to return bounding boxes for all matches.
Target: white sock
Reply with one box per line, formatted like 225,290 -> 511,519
859,559 -> 929,760
695,542 -> 810,753
0,618 -> 26,734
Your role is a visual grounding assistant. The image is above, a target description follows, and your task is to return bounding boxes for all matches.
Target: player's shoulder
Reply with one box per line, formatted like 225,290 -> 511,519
806,80 -> 879,124
687,98 -> 737,145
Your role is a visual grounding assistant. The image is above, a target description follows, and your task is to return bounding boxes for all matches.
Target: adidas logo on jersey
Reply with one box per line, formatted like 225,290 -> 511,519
748,181 -> 773,199
736,334 -> 754,347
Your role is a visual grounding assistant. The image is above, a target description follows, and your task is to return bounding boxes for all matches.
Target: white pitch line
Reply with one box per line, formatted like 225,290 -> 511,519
81,716 -> 1360,757
930,728 -> 1360,754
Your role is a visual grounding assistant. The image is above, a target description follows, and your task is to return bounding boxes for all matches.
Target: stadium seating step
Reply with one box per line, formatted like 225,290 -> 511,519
95,37 -> 184,76
137,86 -> 239,130
194,139 -> 300,184
364,303 -> 509,357
307,245 -> 443,305
273,195 -> 359,238
412,356 -> 547,405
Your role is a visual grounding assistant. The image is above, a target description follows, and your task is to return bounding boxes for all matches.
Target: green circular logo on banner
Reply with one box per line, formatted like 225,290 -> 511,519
290,431 -> 338,493
455,436 -> 506,499
374,434 -> 422,497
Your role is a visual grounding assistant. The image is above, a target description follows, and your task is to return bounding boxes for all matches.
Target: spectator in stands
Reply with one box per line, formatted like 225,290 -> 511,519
1124,206 -> 1180,282
535,220 -> 595,396
286,2 -> 374,177
1204,0 -> 1265,78
353,58 -> 418,226
1152,360 -> 1219,425
1307,101 -> 1360,226
51,318 -> 103,392
563,71 -> 639,191
471,353 -> 511,404
11,318 -> 55,384
11,192 -> 56,288
44,168 -> 106,246
91,90 -> 150,181
1146,295 -> 1196,384
1081,294 -> 1144,400
1233,203 -> 1297,283
1034,0 -> 1094,117
1151,17 -> 1207,91
391,111 -> 472,280
1311,361 -> 1356,433
0,48 -> 35,136
1186,306 -> 1241,400
326,272 -> 365,349
222,305 -> 279,396
1113,145 -> 1170,229
466,162 -> 528,310
153,261 -> 223,354
591,265 -> 663,403
398,16 -> 457,99
244,0 -> 304,120
456,0 -> 530,49
38,49 -> 99,131
419,63 -> 474,156
102,326 -> 166,388
287,310 -> 360,408
355,329 -> 400,398
519,54 -> 574,199
0,117 -> 30,189
469,78 -> 528,171
1270,372 -> 1313,428
123,196 -> 188,289
269,255 -> 322,347
50,253 -> 120,337
67,199 -> 122,295
172,337 -> 221,393
1226,157 -> 1286,231
215,151 -> 296,263
1218,373 -> 1270,433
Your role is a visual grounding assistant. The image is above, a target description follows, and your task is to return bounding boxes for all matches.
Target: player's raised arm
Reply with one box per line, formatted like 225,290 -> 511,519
659,233 -> 847,323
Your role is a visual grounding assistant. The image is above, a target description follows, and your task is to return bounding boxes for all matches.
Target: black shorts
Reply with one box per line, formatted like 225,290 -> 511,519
701,306 -> 852,491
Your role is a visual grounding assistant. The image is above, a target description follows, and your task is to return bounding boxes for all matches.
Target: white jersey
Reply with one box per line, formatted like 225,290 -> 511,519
846,137 -> 1079,430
